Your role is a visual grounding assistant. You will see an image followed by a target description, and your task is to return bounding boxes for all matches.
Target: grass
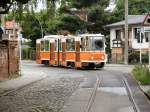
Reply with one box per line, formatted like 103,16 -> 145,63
132,65 -> 150,85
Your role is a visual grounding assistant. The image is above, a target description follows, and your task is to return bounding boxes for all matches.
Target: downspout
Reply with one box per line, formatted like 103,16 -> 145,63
7,40 -> 10,76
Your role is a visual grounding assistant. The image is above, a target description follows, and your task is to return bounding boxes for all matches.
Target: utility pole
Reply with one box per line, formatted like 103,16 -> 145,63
124,0 -> 128,64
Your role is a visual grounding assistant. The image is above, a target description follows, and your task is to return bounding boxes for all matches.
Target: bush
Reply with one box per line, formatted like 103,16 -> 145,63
132,65 -> 150,85
129,52 -> 139,63
142,54 -> 148,63
129,52 -> 149,64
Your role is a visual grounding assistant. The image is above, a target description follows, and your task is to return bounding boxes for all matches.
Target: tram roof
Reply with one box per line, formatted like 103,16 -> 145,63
79,34 -> 104,37
44,35 -> 63,39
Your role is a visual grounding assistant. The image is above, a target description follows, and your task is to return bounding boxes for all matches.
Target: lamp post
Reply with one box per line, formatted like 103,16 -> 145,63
124,0 -> 128,64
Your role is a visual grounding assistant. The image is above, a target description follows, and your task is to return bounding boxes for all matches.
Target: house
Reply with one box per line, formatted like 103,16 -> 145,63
106,14 -> 150,63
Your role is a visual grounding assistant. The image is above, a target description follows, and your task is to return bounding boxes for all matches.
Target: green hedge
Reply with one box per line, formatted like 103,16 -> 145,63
22,48 -> 35,60
132,65 -> 150,85
129,52 -> 148,64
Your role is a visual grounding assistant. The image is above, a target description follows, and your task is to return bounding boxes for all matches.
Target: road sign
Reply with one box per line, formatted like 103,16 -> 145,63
144,27 -> 150,32
142,12 -> 150,26
142,12 -> 150,70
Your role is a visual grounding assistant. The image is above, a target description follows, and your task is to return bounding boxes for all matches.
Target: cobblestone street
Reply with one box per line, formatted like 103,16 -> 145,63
0,61 -> 150,112
0,61 -> 83,112
0,77 -> 82,112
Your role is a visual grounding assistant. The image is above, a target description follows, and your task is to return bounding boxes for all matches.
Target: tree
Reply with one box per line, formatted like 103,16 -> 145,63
70,0 -> 108,9
111,0 -> 150,22
87,5 -> 110,34
0,0 -> 29,14
21,14 -> 42,48
47,15 -> 87,34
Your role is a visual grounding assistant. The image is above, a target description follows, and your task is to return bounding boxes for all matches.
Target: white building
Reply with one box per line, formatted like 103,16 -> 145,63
106,14 -> 150,63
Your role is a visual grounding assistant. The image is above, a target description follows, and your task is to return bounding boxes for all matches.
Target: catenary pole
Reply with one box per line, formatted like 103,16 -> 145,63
124,0 -> 128,64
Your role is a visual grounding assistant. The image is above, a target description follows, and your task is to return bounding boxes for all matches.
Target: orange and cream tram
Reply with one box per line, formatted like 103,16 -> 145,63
36,34 -> 106,69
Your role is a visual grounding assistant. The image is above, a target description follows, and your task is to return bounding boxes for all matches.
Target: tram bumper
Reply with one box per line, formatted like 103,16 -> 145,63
81,61 -> 105,68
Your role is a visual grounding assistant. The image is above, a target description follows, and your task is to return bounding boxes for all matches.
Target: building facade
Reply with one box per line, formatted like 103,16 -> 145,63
106,15 -> 149,63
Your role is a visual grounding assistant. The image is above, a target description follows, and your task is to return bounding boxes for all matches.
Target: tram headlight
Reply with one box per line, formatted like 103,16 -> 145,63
91,56 -> 94,60
101,55 -> 105,60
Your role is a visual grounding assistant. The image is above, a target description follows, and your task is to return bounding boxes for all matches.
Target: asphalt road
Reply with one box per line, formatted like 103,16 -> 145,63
0,61 -> 135,112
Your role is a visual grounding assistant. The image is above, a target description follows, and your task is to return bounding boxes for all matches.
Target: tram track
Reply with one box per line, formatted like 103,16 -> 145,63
123,76 -> 140,112
104,70 -> 140,112
84,72 -> 101,112
84,70 -> 140,112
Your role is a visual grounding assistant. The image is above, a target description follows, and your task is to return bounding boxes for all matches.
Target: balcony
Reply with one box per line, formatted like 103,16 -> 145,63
112,39 -> 122,48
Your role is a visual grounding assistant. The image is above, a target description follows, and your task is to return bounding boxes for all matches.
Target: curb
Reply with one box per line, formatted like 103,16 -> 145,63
124,73 -> 150,112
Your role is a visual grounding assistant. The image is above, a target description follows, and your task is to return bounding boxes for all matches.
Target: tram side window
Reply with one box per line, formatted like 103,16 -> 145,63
55,40 -> 57,51
41,41 -> 44,51
86,37 -> 92,51
58,39 -> 62,51
66,38 -> 75,51
81,37 -> 86,51
45,40 -> 50,51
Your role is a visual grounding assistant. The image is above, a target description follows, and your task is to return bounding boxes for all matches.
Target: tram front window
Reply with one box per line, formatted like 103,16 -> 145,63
92,39 -> 104,51
87,37 -> 104,51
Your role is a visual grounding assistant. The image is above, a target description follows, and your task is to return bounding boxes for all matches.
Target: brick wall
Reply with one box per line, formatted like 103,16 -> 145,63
0,40 -> 18,78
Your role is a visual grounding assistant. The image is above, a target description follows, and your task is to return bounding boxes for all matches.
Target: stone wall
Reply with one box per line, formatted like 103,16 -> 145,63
0,40 -> 18,78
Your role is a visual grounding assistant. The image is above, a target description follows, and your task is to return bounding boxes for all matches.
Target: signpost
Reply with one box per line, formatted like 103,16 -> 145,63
137,28 -> 144,64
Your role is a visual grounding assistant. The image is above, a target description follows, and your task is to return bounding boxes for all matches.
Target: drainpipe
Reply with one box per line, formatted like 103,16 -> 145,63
7,40 -> 10,76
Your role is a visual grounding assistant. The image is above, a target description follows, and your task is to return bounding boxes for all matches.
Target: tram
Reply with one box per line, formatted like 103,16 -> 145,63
36,34 -> 106,69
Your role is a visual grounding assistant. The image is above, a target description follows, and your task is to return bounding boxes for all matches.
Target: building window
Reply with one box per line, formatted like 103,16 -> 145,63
134,28 -> 144,43
145,32 -> 149,42
134,28 -> 140,39
116,30 -> 121,40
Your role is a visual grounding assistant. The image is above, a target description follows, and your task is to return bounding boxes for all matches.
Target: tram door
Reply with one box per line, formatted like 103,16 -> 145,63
62,39 -> 66,66
53,39 -> 61,66
75,38 -> 81,68
50,40 -> 55,65
57,39 -> 61,66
